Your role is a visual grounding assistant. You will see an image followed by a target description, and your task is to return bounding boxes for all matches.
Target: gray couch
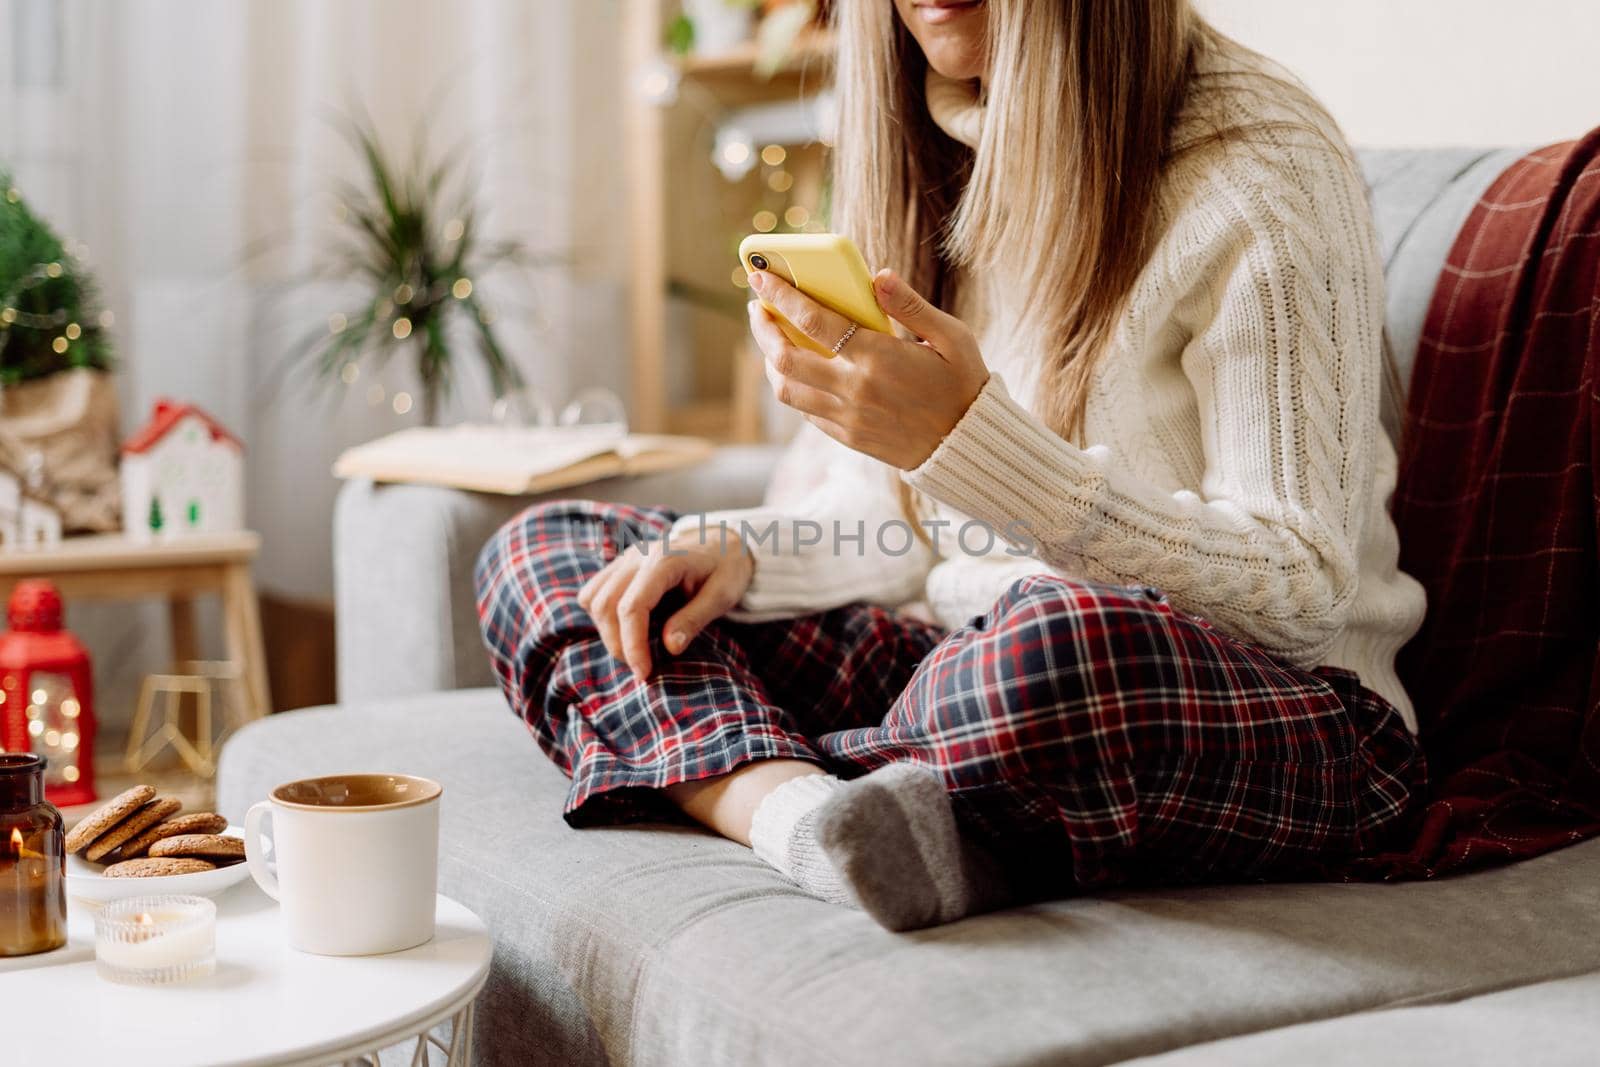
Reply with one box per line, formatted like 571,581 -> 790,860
218,149 -> 1600,1066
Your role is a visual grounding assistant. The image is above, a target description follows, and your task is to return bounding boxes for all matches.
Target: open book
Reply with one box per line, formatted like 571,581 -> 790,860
333,425 -> 714,496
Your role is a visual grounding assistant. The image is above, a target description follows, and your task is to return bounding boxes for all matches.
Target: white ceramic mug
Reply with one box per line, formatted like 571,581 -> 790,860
244,773 -> 442,956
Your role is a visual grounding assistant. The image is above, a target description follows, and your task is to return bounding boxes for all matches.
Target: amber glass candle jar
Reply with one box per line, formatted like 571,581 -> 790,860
0,753 -> 68,956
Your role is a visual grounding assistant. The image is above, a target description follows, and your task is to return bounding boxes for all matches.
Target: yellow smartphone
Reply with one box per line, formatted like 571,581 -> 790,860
739,233 -> 893,356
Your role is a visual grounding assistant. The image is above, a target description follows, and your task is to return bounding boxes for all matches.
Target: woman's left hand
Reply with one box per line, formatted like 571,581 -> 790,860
747,268 -> 990,470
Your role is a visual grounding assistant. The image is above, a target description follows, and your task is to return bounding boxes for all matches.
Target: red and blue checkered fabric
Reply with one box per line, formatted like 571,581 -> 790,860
1354,131 -> 1600,879
477,501 -> 1423,892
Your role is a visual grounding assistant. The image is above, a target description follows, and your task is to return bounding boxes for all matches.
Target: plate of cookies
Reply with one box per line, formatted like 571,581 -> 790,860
63,785 -> 253,904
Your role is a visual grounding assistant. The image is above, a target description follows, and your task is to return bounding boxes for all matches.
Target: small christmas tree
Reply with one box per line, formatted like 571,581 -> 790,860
148,495 -> 164,534
0,172 -> 113,386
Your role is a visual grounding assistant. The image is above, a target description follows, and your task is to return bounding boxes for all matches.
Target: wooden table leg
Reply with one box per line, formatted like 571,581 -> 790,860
222,563 -> 272,720
168,594 -> 201,743
168,595 -> 200,667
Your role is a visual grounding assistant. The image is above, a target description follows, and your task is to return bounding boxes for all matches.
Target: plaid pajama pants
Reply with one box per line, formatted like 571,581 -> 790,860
476,501 -> 1426,893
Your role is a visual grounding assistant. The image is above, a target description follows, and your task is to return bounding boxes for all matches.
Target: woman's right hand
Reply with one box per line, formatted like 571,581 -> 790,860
577,531 -> 754,680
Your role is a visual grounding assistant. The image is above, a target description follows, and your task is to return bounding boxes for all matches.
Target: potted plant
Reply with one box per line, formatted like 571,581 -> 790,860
677,0 -> 763,57
295,123 -> 529,426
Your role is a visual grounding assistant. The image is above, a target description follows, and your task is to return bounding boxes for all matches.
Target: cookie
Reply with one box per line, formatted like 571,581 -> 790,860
118,812 -> 229,859
86,796 -> 183,863
149,833 -> 245,862
64,785 -> 158,855
102,856 -> 216,878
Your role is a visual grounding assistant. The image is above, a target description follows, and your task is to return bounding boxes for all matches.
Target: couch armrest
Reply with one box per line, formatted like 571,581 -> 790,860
334,445 -> 782,702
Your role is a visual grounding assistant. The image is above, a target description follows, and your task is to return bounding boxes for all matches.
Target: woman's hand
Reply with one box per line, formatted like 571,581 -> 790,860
577,532 -> 754,680
747,268 -> 989,469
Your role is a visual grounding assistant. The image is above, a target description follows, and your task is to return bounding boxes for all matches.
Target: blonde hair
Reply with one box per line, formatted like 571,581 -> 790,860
830,0 -> 1343,444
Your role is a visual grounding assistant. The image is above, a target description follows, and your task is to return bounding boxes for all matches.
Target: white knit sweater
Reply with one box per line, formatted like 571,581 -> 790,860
677,46 -> 1426,732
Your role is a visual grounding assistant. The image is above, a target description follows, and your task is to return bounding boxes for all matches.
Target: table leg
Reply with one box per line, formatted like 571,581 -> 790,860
222,563 -> 272,720
168,595 -> 200,667
168,594 -> 200,739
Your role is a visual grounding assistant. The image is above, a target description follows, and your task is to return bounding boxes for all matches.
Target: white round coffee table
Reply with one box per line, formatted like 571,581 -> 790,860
3,884 -> 491,1066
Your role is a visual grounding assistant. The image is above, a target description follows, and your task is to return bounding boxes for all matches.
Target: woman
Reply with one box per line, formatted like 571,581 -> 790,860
476,0 -> 1427,931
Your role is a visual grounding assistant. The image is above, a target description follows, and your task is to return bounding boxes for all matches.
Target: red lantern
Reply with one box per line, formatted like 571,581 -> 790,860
0,582 -> 96,807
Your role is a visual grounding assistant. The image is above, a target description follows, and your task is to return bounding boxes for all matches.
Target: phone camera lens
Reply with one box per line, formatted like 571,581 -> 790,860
749,254 -> 769,271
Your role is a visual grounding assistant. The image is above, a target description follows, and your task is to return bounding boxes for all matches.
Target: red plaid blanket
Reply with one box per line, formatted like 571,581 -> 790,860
1356,132 -> 1600,879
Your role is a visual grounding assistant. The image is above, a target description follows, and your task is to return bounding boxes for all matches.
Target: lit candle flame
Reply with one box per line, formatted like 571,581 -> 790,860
10,826 -> 44,860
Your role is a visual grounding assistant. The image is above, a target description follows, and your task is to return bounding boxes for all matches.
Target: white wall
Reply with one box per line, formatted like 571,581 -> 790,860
1200,0 -> 1600,148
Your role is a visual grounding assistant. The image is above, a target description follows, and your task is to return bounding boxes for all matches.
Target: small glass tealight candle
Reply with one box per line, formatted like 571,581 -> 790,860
95,894 -> 216,985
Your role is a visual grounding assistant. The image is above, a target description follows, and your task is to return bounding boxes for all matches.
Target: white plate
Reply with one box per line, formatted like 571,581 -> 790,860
66,825 -> 253,904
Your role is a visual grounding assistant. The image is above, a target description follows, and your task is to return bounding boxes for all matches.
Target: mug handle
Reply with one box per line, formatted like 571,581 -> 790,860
244,801 -> 280,901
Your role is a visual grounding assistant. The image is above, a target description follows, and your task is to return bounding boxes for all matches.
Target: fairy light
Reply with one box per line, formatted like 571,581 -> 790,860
731,267 -> 750,289
51,337 -> 68,354
340,363 -> 360,384
394,283 -> 414,305
4,187 -> 18,204
784,205 -> 809,228
761,144 -> 787,166
98,309 -> 114,328
451,278 -> 473,300
64,322 -> 81,340
752,210 -> 778,233
768,170 -> 794,193
44,262 -> 62,279
392,391 -> 414,415
328,312 -> 347,334
443,218 -> 465,242
635,59 -> 680,105
392,317 -> 413,340
714,128 -> 758,181
0,308 -> 14,325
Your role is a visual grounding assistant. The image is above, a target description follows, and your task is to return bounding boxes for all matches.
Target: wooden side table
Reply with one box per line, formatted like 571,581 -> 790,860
0,532 -> 272,723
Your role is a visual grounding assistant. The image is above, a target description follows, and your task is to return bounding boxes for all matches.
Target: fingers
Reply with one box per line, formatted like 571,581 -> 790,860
579,554 -> 638,667
872,269 -> 967,353
663,564 -> 744,655
761,346 -> 846,422
750,270 -> 856,353
748,302 -> 849,411
616,553 -> 691,679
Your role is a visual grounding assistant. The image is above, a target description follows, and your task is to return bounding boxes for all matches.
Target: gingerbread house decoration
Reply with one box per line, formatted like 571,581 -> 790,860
0,467 -> 63,550
121,400 -> 244,543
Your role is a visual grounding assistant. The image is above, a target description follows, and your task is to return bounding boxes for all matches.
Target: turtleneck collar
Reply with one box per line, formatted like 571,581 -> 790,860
925,69 -> 983,148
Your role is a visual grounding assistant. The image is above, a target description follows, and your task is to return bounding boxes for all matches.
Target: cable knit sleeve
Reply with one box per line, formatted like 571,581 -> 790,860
906,137 -> 1385,667
670,435 -> 934,622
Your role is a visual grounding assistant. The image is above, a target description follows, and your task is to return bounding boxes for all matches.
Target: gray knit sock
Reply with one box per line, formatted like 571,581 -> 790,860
748,765 -> 1007,931
749,774 -> 854,906
814,763 -> 1007,931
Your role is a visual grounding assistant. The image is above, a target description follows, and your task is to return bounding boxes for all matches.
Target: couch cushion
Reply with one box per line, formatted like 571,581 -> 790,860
1357,147 -> 1525,428
218,691 -> 1600,1067
1125,970 -> 1600,1066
